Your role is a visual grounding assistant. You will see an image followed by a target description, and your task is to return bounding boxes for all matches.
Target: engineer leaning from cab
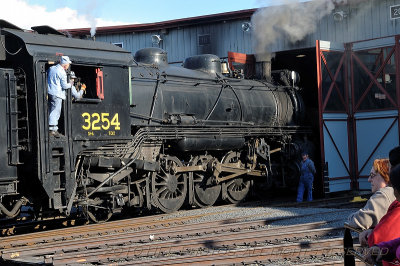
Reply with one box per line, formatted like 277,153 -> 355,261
47,56 -> 85,138
47,55 -> 72,138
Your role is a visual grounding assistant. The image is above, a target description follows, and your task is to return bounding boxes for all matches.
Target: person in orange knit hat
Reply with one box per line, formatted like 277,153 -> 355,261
366,163 -> 400,266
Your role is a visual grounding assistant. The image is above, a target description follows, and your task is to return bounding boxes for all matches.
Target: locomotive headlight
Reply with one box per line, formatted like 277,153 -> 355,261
290,71 -> 300,86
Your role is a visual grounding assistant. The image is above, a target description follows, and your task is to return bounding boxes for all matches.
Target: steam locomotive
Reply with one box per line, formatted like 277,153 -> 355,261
0,20 -> 309,222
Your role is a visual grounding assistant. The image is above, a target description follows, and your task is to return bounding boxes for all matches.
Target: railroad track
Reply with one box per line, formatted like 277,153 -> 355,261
0,205 -> 362,265
0,193 -> 367,238
0,194 -> 368,265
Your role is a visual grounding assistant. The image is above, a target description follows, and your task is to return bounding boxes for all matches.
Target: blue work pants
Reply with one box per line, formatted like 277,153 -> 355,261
296,175 -> 313,202
48,94 -> 63,132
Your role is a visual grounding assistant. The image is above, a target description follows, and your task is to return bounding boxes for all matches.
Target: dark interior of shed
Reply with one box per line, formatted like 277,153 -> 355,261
272,47 -> 324,198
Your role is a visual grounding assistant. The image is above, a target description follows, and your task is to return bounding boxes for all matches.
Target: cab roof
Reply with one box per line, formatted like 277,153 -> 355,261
1,27 -> 133,65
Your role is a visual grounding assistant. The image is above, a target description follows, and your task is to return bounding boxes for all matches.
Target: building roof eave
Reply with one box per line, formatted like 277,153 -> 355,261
61,8 -> 257,36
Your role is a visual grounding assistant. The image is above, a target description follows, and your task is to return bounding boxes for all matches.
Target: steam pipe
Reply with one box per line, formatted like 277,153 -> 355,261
0,197 -> 28,218
204,84 -> 224,121
148,73 -> 161,124
286,87 -> 304,124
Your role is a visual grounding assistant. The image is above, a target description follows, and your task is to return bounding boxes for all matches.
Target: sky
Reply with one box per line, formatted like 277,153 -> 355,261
0,0 -> 269,31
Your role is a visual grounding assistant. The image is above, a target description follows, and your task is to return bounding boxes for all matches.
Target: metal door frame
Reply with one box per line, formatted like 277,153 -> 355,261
317,35 -> 400,192
350,36 -> 400,185
316,40 -> 354,192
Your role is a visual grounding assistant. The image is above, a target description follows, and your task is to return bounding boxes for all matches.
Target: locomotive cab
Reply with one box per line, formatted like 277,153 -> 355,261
0,22 -> 133,218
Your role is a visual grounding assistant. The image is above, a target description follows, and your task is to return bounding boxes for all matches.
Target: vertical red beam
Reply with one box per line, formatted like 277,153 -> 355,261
315,40 -> 326,195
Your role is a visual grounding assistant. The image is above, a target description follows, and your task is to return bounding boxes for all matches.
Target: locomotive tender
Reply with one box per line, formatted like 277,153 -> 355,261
0,20 -> 308,222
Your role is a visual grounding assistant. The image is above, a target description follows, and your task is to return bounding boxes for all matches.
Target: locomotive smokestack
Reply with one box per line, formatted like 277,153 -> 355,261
255,53 -> 271,80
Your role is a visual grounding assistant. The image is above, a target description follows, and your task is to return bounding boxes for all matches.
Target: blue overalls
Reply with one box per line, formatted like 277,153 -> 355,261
296,158 -> 316,202
47,64 -> 71,132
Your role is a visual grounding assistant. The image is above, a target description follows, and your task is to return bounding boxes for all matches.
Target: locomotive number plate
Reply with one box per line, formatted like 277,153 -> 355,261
81,112 -> 120,136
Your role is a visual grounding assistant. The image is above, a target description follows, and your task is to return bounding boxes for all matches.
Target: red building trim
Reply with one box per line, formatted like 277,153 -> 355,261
61,9 -> 257,36
316,40 -> 326,194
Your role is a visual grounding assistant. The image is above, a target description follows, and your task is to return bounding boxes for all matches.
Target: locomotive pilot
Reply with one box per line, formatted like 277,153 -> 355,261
47,55 -> 72,138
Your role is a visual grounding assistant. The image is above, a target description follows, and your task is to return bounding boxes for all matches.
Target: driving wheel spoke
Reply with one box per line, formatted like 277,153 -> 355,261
151,155 -> 188,213
191,155 -> 221,208
221,151 -> 251,204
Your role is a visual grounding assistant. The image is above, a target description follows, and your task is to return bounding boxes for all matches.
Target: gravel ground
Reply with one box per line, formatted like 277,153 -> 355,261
154,201 -> 358,230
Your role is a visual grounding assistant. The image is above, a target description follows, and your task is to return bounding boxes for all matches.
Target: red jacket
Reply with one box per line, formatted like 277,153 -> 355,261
368,200 -> 400,266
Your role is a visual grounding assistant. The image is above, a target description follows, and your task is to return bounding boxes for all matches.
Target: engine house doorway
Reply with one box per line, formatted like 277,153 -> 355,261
272,48 -> 323,197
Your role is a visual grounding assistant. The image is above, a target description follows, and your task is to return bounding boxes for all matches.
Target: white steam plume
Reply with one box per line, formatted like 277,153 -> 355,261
252,0 -> 335,54
77,0 -> 98,37
90,26 -> 96,37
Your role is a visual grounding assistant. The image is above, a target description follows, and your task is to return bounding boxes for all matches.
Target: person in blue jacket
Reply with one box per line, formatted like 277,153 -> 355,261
47,55 -> 72,138
296,152 -> 316,202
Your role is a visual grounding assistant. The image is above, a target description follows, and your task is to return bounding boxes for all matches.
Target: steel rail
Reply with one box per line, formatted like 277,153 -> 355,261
6,226 -> 344,264
0,209 -> 229,248
118,239 -> 351,266
120,246 -> 346,266
0,207 -> 347,249
53,235 -> 346,265
1,220 -> 331,259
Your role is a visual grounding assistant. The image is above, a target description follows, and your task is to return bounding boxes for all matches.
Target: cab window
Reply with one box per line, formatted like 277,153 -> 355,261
71,65 -> 104,102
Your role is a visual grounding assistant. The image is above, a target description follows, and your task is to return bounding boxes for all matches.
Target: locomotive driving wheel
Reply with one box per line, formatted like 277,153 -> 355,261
151,155 -> 188,213
191,155 -> 221,208
221,151 -> 251,204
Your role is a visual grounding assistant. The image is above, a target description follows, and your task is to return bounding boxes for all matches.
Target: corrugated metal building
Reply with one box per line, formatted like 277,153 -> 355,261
65,0 -> 400,195
65,9 -> 255,64
65,0 -> 400,61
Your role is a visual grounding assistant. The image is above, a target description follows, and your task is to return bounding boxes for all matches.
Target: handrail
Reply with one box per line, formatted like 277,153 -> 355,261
344,223 -> 374,266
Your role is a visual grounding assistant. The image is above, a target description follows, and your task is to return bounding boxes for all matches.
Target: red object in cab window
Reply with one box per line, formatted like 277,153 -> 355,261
96,68 -> 104,100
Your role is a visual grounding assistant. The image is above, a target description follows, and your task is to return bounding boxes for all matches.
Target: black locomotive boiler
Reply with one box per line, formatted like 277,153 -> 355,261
0,20 -> 309,222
